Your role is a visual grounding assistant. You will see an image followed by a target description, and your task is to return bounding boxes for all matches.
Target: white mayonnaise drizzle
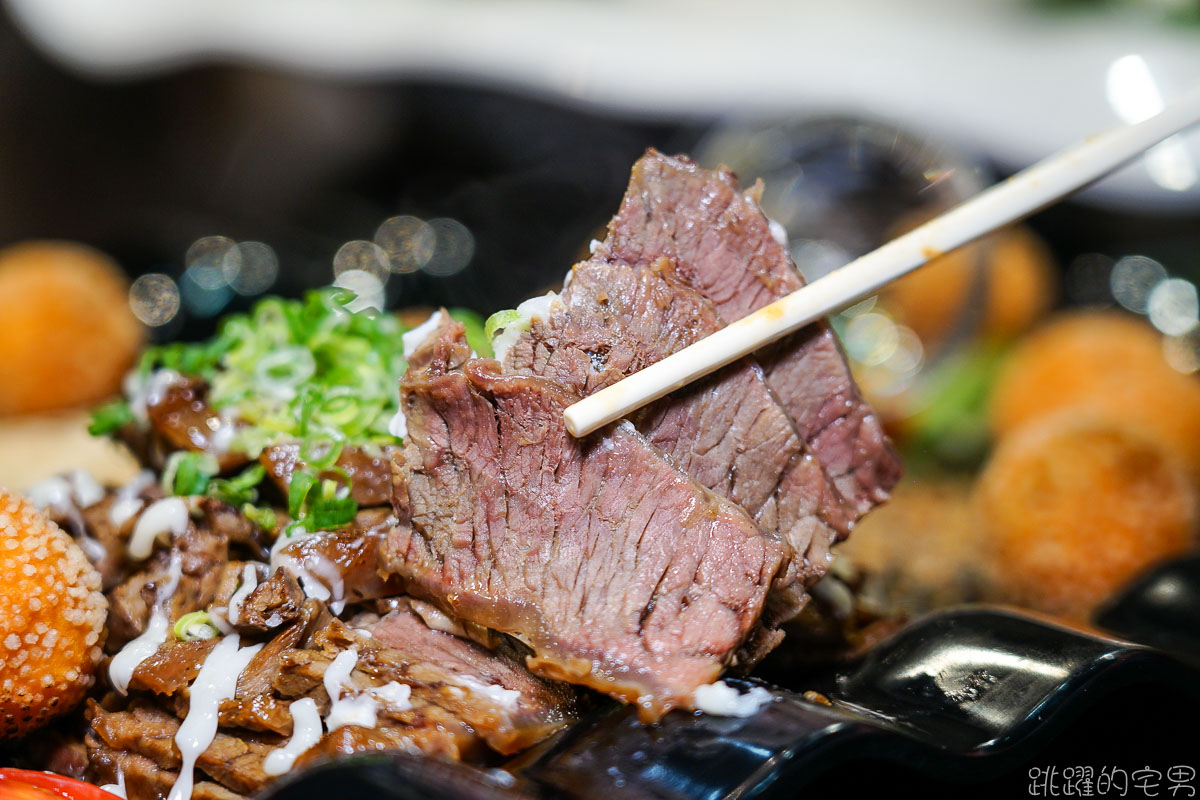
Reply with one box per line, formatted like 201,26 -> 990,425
126,368 -> 183,421
99,768 -> 127,798
322,649 -> 374,731
452,674 -> 521,710
372,681 -> 413,712
128,497 -> 190,560
109,551 -> 183,695
167,634 -> 263,800
691,681 -> 774,717
69,470 -> 105,508
227,564 -> 260,625
26,475 -> 73,515
767,218 -> 790,249
262,698 -> 323,776
109,470 -> 157,527
272,532 -> 346,614
491,292 -> 563,364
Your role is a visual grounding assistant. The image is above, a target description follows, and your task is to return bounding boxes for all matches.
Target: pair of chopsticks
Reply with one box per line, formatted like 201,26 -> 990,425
565,84 -> 1200,438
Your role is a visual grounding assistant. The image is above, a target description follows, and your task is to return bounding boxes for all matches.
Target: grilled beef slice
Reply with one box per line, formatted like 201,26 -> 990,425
597,149 -> 901,516
506,256 -> 853,592
384,320 -> 787,719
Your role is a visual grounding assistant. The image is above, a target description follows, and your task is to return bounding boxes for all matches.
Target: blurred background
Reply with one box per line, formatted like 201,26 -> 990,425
5,0 -> 1200,790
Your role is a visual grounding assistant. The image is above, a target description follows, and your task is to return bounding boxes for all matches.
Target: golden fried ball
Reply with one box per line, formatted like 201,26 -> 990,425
881,222 -> 1056,347
0,489 -> 107,739
989,311 -> 1200,483
0,242 -> 144,415
976,416 -> 1197,621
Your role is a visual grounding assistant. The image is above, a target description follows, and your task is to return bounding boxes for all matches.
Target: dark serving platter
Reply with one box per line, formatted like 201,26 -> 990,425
259,555 -> 1200,800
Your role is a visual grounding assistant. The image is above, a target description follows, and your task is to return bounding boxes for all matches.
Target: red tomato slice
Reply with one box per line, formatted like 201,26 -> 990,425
0,770 -> 121,800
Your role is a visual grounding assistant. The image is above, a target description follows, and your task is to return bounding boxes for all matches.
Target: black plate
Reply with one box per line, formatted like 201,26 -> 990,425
261,557 -> 1200,800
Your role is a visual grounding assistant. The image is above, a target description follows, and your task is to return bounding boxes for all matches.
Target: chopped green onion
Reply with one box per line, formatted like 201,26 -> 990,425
484,309 -> 523,343
173,611 -> 219,641
207,464 -> 266,506
287,469 -> 318,519
163,452 -> 219,497
88,400 -> 134,436
242,503 -> 279,532
298,436 -> 344,471
308,496 -> 357,529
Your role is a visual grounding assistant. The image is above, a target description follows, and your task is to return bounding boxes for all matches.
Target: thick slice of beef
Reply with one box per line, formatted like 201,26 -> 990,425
598,149 -> 901,516
260,444 -> 396,507
129,639 -> 220,696
236,569 -> 305,632
507,256 -> 852,589
87,745 -> 246,800
384,320 -> 787,719
146,379 -> 248,472
86,700 -> 275,797
352,606 -> 578,754
268,509 -> 404,616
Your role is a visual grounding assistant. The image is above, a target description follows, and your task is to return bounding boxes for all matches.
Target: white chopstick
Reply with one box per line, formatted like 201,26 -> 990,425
564,83 -> 1200,438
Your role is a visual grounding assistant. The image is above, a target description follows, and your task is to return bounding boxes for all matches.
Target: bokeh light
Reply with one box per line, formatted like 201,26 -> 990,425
1110,254 -> 1167,313
1147,277 -> 1199,336
375,215 -> 436,274
333,240 -> 391,283
423,218 -> 475,277
227,241 -> 278,295
128,273 -> 181,327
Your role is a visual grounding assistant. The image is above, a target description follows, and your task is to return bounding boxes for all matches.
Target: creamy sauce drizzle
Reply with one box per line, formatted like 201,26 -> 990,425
26,470 -> 107,560
691,680 -> 774,717
272,533 -> 345,614
99,768 -> 127,798
262,698 -> 323,776
128,497 -> 189,560
109,470 -> 156,528
452,674 -> 521,710
227,564 -> 260,624
109,551 -> 183,695
167,634 -> 263,800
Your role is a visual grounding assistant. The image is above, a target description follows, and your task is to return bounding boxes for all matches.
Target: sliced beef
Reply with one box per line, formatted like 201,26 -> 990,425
106,512 -> 228,650
507,256 -> 852,589
384,320 -> 787,719
353,606 -> 579,754
87,745 -> 247,800
236,569 -> 305,632
260,443 -> 396,507
87,700 -> 274,796
129,640 -> 219,696
597,149 -> 901,516
146,379 -> 248,472
269,509 -> 403,615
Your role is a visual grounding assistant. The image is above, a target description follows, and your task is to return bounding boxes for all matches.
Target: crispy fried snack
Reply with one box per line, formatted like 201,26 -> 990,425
976,416 -> 1198,621
989,311 -> 1200,483
0,241 -> 144,415
0,490 -> 107,739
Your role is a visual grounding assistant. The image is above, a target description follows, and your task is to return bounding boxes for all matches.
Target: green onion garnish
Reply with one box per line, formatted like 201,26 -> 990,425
207,464 -> 267,506
88,400 -> 134,436
173,611 -> 219,641
242,503 -> 279,532
163,452 -> 220,497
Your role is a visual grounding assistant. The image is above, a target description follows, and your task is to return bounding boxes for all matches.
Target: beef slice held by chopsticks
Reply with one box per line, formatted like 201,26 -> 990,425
597,149 -> 902,517
383,318 -> 788,720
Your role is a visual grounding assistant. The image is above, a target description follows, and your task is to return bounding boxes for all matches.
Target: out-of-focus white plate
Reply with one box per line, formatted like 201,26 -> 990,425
7,0 -> 1200,211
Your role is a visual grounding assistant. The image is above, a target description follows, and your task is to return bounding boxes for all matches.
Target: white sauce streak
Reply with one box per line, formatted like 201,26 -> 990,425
128,497 -> 190,560
110,470 -> 156,528
452,674 -> 520,710
691,681 -> 774,718
262,698 -> 323,776
109,552 -> 183,695
227,564 -> 260,625
167,634 -> 263,800
26,470 -> 107,561
272,533 -> 345,614
127,368 -> 183,421
322,649 -> 376,731
99,769 -> 127,798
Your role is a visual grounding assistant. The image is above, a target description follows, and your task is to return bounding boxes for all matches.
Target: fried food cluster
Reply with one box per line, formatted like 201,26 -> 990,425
0,242 -> 144,415
989,311 -> 1200,483
0,490 -> 107,739
976,417 -> 1198,621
